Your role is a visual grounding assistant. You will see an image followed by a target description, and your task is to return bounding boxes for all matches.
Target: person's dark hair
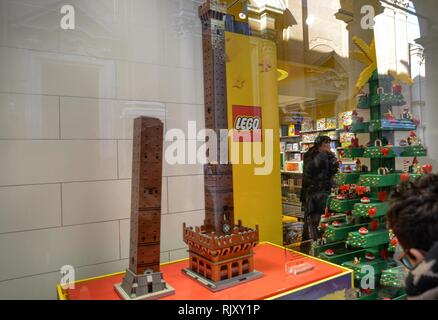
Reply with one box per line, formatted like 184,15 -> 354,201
387,174 -> 438,252
306,135 -> 331,156
314,135 -> 331,148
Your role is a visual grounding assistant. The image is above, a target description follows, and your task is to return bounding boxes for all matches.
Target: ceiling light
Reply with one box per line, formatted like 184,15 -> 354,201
239,1 -> 248,19
306,15 -> 315,25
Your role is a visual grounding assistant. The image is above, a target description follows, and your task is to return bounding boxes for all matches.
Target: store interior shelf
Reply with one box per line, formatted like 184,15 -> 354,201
283,212 -> 305,221
282,200 -> 302,206
281,171 -> 302,175
300,128 -> 339,134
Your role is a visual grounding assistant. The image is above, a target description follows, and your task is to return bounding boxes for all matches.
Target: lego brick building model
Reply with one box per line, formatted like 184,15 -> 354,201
182,0 -> 262,291
114,117 -> 174,300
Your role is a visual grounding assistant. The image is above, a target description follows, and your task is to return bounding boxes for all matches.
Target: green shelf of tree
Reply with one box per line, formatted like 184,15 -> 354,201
358,93 -> 406,109
312,240 -> 346,257
351,120 -> 418,133
325,223 -> 368,243
343,146 -> 427,159
351,122 -> 369,133
318,248 -> 367,265
357,291 -> 379,300
352,202 -> 389,218
358,173 -> 401,187
318,215 -> 347,233
342,258 -> 388,282
346,228 -> 390,248
363,146 -> 396,158
320,213 -> 347,224
329,198 -> 361,212
380,266 -> 407,289
399,146 -> 428,157
369,119 -> 416,131
335,173 -> 361,185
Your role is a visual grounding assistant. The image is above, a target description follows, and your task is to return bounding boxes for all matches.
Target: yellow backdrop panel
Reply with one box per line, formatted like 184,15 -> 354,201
225,31 -> 282,245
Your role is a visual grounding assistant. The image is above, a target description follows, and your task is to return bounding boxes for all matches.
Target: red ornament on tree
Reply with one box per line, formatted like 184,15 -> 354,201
378,191 -> 388,202
333,221 -> 343,227
381,147 -> 390,157
340,185 -> 350,193
422,164 -> 433,175
368,207 -> 377,218
370,220 -> 379,231
390,238 -> 398,247
393,84 -> 402,95
324,207 -> 331,218
361,288 -> 372,294
361,197 -> 371,204
400,173 -> 410,182
365,253 -> 376,261
356,186 -> 367,196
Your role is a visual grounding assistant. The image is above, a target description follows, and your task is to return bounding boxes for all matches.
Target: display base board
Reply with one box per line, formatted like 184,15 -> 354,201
114,282 -> 175,300
181,268 -> 263,292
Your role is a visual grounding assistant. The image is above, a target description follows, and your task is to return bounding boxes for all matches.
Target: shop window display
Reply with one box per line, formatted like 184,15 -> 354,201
0,0 -> 438,303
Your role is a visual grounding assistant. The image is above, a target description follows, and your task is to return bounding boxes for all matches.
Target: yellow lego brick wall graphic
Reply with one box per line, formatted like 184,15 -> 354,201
225,31 -> 282,245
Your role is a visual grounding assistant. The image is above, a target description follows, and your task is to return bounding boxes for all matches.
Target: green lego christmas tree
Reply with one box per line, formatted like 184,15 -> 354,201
312,37 -> 430,300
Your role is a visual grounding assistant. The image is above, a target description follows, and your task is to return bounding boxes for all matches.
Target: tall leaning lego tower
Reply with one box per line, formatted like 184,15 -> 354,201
182,0 -> 262,291
114,117 -> 174,300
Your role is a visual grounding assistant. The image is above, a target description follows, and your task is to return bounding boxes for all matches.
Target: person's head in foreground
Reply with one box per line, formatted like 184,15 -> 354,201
388,174 -> 438,300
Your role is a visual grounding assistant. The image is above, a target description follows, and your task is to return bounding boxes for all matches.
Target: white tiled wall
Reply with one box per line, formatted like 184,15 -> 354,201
0,0 -> 204,299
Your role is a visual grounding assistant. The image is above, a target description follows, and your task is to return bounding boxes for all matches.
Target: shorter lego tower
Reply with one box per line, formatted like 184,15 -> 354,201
182,0 -> 262,291
114,117 -> 174,300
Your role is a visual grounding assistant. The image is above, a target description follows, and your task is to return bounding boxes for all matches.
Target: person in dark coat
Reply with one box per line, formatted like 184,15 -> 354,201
300,136 -> 339,253
388,174 -> 438,300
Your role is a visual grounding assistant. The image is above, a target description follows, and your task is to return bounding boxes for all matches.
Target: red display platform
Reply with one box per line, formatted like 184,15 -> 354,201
58,243 -> 352,300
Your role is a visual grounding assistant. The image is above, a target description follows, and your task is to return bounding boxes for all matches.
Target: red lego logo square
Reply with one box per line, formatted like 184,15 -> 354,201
232,106 -> 262,142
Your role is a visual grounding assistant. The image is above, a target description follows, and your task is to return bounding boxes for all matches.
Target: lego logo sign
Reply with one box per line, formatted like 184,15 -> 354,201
235,116 -> 261,131
232,106 -> 262,142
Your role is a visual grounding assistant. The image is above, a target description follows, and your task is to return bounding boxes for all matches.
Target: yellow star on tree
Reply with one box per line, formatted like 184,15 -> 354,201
351,36 -> 414,94
351,36 -> 377,94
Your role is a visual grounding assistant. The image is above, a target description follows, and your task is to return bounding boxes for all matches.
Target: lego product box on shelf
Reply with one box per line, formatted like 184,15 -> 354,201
327,131 -> 338,141
288,124 -> 299,136
292,143 -> 300,151
326,117 -> 337,130
281,125 -> 289,137
301,119 -> 314,132
338,111 -> 353,129
280,142 -> 286,152
302,133 -> 318,143
285,161 -> 303,173
340,132 -> 355,148
316,118 -> 327,131
283,222 -> 304,246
